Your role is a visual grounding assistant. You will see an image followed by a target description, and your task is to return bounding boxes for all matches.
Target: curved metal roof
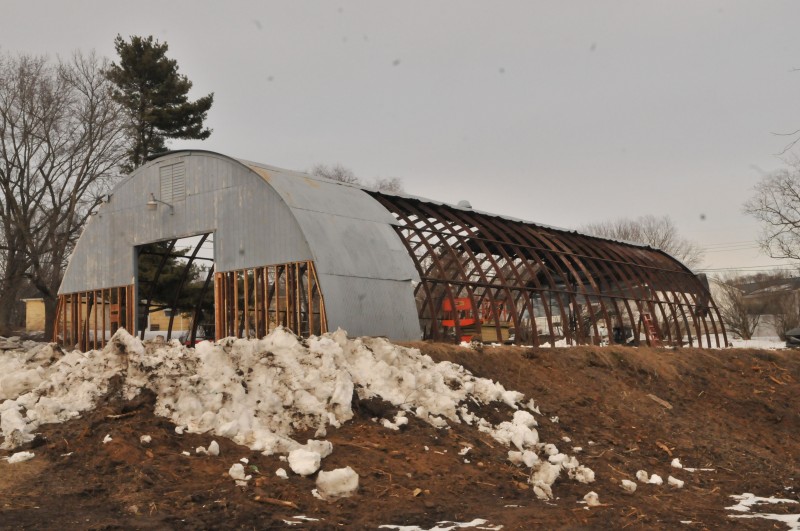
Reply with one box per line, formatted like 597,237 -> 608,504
60,150 -> 422,340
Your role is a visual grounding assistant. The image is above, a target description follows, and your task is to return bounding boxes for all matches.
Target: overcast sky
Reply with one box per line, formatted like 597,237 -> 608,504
3,1 -> 800,274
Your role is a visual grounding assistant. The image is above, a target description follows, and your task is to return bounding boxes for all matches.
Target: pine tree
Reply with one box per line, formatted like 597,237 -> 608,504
106,35 -> 214,171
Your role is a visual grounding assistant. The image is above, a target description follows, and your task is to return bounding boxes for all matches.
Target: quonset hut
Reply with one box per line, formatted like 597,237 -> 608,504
56,150 -> 726,350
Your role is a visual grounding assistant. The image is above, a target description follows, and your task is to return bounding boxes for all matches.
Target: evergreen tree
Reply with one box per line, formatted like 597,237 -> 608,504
106,35 -> 214,171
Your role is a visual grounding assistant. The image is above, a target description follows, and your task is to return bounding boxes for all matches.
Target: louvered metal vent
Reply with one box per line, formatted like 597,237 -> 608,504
160,162 -> 186,203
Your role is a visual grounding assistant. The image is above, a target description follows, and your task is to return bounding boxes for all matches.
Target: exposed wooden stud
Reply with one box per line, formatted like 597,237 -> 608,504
243,269 -> 250,338
101,289 -> 106,348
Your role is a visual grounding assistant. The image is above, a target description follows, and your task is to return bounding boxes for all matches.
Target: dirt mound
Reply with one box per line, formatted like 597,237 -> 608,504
2,342 -> 799,529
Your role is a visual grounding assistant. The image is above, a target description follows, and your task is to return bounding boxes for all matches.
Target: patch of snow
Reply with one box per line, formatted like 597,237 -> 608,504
276,467 -> 288,479
671,458 -> 683,469
636,470 -> 649,483
102,434 -> 112,444
208,440 -> 219,456
668,475 -> 685,488
726,493 -> 799,512
228,462 -> 252,484
288,448 -> 321,476
648,474 -> 664,485
379,519 -> 502,530
621,479 -> 637,493
139,434 -> 152,444
727,493 -> 800,530
315,466 -> 359,500
583,491 -> 600,507
6,450 -> 34,463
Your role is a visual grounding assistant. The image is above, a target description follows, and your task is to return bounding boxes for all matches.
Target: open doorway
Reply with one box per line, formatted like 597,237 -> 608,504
135,233 -> 215,346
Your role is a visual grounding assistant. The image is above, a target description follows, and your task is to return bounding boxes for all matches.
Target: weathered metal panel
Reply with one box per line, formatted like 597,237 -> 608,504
290,210 -> 418,280
60,152 -> 313,293
317,274 -> 422,340
59,150 -> 423,341
242,161 -> 400,226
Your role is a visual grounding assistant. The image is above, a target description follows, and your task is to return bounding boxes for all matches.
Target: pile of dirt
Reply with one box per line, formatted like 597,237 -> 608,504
1,342 -> 798,529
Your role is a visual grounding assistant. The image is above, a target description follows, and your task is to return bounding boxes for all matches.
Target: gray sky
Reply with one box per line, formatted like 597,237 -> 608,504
4,0 -> 800,274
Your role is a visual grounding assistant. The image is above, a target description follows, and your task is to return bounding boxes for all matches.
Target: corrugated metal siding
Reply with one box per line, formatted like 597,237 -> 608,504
59,150 -> 423,341
317,274 -> 422,339
60,152 -> 313,292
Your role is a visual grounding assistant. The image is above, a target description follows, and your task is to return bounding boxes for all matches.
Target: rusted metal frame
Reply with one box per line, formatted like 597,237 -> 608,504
406,205 -> 486,342
475,215 -> 563,346
189,265 -> 214,347
401,227 -> 441,338
166,234 -> 209,341
503,222 -> 582,345
480,219 -> 577,345
387,199 -> 468,342
441,206 -> 525,346
214,272 -> 223,340
618,249 -> 686,346
587,245 -> 649,346
549,236 -> 621,346
139,239 -> 178,340
588,239 -> 668,346
658,255 -> 723,347
308,261 -> 328,333
434,223 -> 515,342
556,233 -> 643,346
661,266 -> 715,347
380,201 -> 463,340
450,208 -> 536,346
624,254 -> 685,346
243,268 -> 251,338
601,244 -> 668,347
405,232 -> 441,337
405,218 -> 692,279
622,249 -> 681,347
538,232 -> 612,345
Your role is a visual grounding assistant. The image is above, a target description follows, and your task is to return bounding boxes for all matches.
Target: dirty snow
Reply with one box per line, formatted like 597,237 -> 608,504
0,327 -> 593,500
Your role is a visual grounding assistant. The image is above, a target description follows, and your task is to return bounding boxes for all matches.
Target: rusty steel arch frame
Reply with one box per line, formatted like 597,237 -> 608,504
370,193 -> 727,348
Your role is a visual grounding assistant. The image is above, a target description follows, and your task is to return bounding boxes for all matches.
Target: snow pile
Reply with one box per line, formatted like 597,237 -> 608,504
1,327 -> 593,499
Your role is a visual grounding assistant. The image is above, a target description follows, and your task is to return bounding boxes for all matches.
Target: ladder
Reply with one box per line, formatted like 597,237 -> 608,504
641,313 -> 662,347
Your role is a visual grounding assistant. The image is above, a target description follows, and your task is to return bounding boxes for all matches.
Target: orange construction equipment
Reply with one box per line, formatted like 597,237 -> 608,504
442,297 -> 481,342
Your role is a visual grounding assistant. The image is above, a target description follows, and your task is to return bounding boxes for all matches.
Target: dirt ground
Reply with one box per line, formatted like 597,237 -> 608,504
1,342 -> 798,530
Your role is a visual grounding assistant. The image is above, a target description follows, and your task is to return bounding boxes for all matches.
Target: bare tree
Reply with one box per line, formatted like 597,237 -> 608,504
712,277 -> 762,340
310,163 -> 360,185
581,215 -> 704,269
744,163 -> 800,262
310,163 -> 404,193
765,291 -> 800,340
0,52 -> 127,336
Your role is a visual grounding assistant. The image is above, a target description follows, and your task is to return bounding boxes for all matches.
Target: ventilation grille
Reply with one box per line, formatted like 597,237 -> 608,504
160,162 -> 186,203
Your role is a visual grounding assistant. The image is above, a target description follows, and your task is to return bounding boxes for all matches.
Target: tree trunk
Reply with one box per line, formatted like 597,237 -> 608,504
43,293 -> 59,341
